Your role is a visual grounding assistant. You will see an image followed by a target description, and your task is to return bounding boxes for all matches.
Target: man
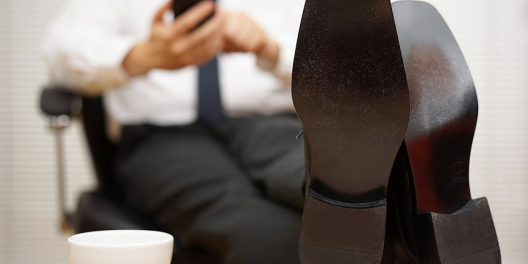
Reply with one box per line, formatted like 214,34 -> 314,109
42,0 -> 306,263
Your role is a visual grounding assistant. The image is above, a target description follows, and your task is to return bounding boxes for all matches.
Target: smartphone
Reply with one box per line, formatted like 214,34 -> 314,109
173,0 -> 216,27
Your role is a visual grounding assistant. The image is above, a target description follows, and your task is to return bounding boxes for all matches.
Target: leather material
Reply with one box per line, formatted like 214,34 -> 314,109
393,2 -> 501,263
40,87 -> 80,116
292,0 -> 410,204
74,191 -> 219,264
394,0 -> 476,214
81,96 -> 119,191
73,190 -> 158,233
41,87 -> 219,263
292,0 -> 410,262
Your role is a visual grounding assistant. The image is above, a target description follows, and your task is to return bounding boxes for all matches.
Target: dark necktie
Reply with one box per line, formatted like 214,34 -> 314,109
197,56 -> 224,127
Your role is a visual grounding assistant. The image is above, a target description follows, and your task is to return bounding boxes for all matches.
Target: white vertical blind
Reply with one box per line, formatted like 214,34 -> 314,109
0,1 -> 13,262
0,0 -> 527,263
0,0 -> 96,263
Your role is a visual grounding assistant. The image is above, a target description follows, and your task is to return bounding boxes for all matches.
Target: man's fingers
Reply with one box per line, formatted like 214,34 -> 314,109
172,12 -> 225,55
180,31 -> 223,66
224,13 -> 243,41
171,1 -> 215,37
200,32 -> 225,64
246,33 -> 266,53
153,1 -> 173,24
223,13 -> 265,53
237,23 -> 256,51
223,42 -> 235,53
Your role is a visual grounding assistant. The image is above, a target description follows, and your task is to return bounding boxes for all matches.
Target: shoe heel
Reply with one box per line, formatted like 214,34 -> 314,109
418,198 -> 501,264
299,192 -> 387,264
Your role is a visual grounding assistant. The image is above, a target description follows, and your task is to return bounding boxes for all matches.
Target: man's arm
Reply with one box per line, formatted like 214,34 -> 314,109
123,1 -> 225,76
222,12 -> 279,67
221,5 -> 304,86
42,0 -> 137,95
42,0 -> 224,96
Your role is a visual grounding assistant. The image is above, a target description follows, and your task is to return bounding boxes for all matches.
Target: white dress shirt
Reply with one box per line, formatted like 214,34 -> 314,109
42,0 -> 306,129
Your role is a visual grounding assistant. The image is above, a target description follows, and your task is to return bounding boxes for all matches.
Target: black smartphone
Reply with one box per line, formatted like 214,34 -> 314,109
173,0 -> 216,27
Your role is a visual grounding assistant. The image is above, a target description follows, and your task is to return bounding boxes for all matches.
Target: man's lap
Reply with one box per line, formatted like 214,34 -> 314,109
217,114 -> 305,207
114,115 -> 304,263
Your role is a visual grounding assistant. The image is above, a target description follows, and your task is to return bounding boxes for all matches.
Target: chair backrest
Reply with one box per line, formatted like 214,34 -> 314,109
41,87 -> 122,196
81,96 -> 119,195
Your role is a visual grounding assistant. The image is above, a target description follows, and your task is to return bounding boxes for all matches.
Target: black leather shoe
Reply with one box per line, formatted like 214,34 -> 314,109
292,0 -> 410,263
383,144 -> 421,264
393,1 -> 501,263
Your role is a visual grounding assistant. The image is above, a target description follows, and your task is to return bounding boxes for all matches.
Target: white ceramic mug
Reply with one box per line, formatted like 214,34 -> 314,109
68,230 -> 173,264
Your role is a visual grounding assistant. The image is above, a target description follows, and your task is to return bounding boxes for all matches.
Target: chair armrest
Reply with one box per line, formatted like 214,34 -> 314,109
40,86 -> 81,233
40,86 -> 82,117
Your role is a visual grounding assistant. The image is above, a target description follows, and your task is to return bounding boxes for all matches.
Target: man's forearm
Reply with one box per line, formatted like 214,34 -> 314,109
258,38 -> 280,67
122,42 -> 154,77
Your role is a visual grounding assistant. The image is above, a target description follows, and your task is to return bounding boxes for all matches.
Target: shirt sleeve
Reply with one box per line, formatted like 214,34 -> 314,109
272,37 -> 297,86
41,0 -> 138,96
257,0 -> 305,88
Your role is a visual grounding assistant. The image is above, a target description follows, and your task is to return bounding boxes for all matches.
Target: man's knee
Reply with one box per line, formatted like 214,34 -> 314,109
251,115 -> 301,135
186,197 -> 301,264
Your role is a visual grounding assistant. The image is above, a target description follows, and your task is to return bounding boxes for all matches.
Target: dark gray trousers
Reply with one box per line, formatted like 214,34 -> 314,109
115,114 -> 305,264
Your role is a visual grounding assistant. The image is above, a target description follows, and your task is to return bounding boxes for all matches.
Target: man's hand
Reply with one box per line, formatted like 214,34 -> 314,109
223,12 -> 279,68
123,1 -> 225,76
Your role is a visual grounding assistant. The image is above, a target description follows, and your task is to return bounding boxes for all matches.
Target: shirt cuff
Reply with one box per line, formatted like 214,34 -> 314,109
257,42 -> 295,87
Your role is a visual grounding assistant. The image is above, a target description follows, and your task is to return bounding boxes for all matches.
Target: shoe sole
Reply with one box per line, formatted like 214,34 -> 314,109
292,0 -> 410,263
393,1 -> 501,263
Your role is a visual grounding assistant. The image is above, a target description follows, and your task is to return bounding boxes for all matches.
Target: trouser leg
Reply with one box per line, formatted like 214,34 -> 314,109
216,114 -> 306,208
116,125 -> 301,264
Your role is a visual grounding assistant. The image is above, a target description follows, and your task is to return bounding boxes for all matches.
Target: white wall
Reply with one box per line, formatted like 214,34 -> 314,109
0,0 -> 527,263
0,1 -> 95,263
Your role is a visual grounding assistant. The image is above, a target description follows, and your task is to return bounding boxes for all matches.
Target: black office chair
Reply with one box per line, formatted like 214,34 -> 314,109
39,86 -> 218,263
